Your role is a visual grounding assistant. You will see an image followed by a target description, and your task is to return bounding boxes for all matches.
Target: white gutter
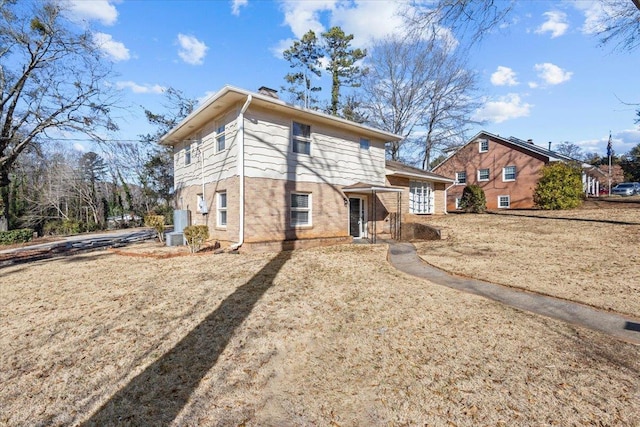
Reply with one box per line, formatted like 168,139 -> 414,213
444,181 -> 458,214
231,95 -> 252,250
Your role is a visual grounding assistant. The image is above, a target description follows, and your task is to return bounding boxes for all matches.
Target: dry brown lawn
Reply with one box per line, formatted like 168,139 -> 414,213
1,212 -> 639,426
416,205 -> 640,317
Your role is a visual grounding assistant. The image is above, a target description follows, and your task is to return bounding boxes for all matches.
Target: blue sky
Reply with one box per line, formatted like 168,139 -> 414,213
64,0 -> 640,158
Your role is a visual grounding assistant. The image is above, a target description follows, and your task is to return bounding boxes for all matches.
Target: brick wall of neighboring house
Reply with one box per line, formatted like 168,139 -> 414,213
174,176 -> 240,247
435,136 -> 547,210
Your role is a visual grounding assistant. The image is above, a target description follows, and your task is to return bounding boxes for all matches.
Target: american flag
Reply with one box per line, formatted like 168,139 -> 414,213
607,133 -> 612,158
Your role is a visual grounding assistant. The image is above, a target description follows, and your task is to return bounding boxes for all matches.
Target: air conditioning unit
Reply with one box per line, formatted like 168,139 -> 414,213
165,231 -> 185,247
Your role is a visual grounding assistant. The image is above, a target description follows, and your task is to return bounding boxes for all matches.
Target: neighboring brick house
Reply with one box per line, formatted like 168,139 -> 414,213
433,131 -> 604,210
160,86 -> 453,251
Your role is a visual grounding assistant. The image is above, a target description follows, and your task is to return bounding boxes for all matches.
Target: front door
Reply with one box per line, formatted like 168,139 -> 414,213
349,197 -> 366,238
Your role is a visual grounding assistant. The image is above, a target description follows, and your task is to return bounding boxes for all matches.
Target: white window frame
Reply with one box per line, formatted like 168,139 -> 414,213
455,197 -> 462,210
292,121 -> 311,155
478,168 -> 490,181
503,165 -> 516,181
217,191 -> 227,227
215,124 -> 226,153
409,181 -> 434,214
184,144 -> 191,165
479,139 -> 489,153
290,192 -> 312,226
360,137 -> 370,150
455,171 -> 466,185
498,195 -> 510,209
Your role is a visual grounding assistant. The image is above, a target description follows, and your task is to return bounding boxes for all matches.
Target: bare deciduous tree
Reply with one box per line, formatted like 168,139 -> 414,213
0,0 -> 117,230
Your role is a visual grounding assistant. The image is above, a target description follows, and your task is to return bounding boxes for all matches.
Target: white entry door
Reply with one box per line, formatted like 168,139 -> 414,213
348,197 -> 366,238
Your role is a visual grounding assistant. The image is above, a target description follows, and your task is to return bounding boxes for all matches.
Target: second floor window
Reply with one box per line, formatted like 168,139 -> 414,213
455,171 -> 466,184
292,121 -> 311,155
184,145 -> 191,165
478,168 -> 490,181
216,124 -> 226,152
360,138 -> 370,150
503,165 -> 516,181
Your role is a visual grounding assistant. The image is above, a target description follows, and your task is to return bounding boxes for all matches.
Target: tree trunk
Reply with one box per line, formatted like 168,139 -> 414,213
0,170 -> 10,231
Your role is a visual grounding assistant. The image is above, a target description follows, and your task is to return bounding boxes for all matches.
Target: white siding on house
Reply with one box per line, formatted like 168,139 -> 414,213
242,107 -> 386,186
174,110 -> 239,190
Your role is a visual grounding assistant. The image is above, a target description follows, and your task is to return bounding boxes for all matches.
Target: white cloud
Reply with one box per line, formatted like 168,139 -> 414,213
279,0 -> 335,39
93,32 -> 130,62
73,142 -> 86,152
535,11 -> 569,38
534,62 -> 573,85
490,66 -> 518,86
116,81 -> 166,94
177,34 -> 208,65
577,127 -> 640,155
64,0 -> 119,26
474,94 -> 532,123
572,1 -> 608,34
231,0 -> 248,16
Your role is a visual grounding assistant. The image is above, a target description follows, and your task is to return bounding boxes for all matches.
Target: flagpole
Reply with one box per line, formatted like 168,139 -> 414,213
607,132 -> 612,197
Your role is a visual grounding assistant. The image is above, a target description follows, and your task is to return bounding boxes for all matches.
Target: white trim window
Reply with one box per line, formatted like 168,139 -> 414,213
409,181 -> 434,214
184,144 -> 191,165
498,195 -> 510,209
455,197 -> 462,210
292,121 -> 311,155
478,168 -> 490,181
360,138 -> 370,150
290,192 -> 311,226
217,191 -> 227,227
503,165 -> 516,181
215,124 -> 226,152
455,171 -> 466,185
479,139 -> 489,152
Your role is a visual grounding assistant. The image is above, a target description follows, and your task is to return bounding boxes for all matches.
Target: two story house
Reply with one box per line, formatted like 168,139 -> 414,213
433,131 -> 604,210
160,86 -> 453,252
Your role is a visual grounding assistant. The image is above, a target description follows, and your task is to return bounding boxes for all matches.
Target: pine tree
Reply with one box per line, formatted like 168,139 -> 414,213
282,30 -> 324,109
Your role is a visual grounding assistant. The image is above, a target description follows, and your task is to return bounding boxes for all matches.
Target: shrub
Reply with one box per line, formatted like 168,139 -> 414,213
144,215 -> 166,243
459,184 -> 487,213
0,228 -> 34,245
533,162 -> 584,210
183,225 -> 209,253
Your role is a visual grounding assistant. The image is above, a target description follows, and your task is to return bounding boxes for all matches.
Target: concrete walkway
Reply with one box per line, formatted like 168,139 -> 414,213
388,242 -> 640,345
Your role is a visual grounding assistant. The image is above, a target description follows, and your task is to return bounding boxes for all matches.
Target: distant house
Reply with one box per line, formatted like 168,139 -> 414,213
433,131 -> 604,210
160,86 -> 453,251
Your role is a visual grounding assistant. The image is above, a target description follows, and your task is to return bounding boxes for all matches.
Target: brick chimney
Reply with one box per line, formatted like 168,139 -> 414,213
527,139 -> 534,144
258,86 -> 279,99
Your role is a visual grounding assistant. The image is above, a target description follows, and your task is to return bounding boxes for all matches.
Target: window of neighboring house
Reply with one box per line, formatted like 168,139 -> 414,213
197,193 -> 208,214
503,165 -> 516,181
455,171 -> 466,185
290,192 -> 311,226
409,181 -> 434,214
217,191 -> 227,227
292,121 -> 311,155
478,168 -> 490,181
216,124 -> 226,152
184,145 -> 191,165
360,138 -> 370,150
479,139 -> 489,152
455,197 -> 462,210
498,195 -> 511,209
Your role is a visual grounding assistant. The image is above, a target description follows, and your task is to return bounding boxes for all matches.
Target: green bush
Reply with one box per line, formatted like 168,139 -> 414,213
183,225 -> 209,253
459,185 -> 487,213
533,162 -> 584,210
144,215 -> 166,243
43,219 -> 81,236
0,228 -> 34,245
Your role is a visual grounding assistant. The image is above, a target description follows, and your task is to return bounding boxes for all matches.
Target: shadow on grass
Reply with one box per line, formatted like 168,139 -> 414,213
81,250 -> 292,426
488,210 -> 640,226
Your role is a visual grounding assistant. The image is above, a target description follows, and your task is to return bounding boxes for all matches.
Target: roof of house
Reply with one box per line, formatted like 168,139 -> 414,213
433,130 -> 594,171
160,85 -> 403,145
386,160 -> 454,183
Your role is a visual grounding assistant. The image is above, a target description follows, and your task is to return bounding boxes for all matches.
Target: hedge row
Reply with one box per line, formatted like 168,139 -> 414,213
0,228 -> 35,245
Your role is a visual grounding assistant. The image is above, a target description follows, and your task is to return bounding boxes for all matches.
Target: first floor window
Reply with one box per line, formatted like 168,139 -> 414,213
455,171 -> 466,184
409,181 -> 434,214
503,165 -> 516,181
290,193 -> 311,226
292,121 -> 311,155
455,197 -> 462,210
217,192 -> 227,227
498,195 -> 510,209
478,168 -> 490,181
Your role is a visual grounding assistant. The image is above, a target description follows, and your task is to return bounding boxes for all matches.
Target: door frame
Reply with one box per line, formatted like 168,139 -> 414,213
348,196 -> 367,239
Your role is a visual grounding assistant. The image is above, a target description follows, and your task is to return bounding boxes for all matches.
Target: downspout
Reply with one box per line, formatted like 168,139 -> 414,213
230,95 -> 252,250
444,181 -> 457,214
